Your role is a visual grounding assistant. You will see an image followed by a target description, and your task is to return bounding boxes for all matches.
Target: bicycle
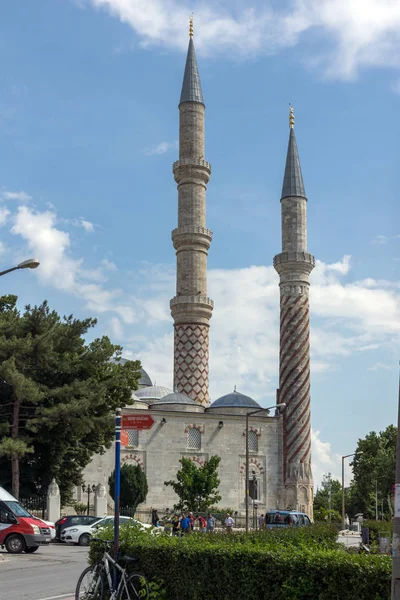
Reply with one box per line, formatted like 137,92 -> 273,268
75,538 -> 149,600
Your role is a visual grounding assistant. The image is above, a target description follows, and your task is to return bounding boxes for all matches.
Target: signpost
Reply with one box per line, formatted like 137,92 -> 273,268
113,412 -> 155,592
120,430 -> 129,447
121,414 -> 155,430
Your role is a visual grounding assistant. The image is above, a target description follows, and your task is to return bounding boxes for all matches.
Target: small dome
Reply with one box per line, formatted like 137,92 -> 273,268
209,390 -> 261,409
138,368 -> 152,387
150,391 -> 197,405
135,385 -> 172,403
111,357 -> 153,387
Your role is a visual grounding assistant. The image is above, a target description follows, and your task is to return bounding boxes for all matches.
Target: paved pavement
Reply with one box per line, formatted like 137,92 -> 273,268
0,543 -> 88,600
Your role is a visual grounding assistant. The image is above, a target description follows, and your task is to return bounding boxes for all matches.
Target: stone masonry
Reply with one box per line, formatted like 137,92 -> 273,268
274,108 -> 315,518
170,33 -> 213,406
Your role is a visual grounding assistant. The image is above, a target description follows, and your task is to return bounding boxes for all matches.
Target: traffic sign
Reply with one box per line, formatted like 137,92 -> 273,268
121,414 -> 155,430
120,430 -> 129,446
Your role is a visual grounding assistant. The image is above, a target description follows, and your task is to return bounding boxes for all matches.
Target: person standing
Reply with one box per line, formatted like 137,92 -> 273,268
206,513 -> 215,533
198,515 -> 207,532
259,513 -> 265,530
171,514 -> 180,536
188,512 -> 195,532
225,513 -> 234,533
180,513 -> 190,535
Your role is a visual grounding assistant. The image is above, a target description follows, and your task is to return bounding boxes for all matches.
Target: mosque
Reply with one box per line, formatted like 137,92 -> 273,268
82,20 -> 315,517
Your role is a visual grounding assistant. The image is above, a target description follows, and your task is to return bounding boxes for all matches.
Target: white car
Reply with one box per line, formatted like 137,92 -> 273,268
61,516 -> 153,546
42,520 -> 56,540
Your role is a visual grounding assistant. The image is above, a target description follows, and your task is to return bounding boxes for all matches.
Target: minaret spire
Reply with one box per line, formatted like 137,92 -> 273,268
274,107 -> 315,518
180,17 -> 204,106
170,22 -> 213,406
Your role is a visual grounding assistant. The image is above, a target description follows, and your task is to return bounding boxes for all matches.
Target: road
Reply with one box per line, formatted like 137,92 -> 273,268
0,543 -> 88,600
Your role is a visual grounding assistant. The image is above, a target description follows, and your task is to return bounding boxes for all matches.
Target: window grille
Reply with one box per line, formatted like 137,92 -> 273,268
127,429 -> 139,447
187,427 -> 201,450
248,430 -> 258,452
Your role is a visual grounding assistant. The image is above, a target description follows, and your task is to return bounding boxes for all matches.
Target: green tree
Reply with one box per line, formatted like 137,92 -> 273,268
314,479 -> 342,513
164,456 -> 222,512
351,425 -> 396,519
108,463 -> 148,512
0,296 -> 141,500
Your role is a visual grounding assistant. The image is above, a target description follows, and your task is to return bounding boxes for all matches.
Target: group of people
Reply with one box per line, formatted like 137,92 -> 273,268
169,512 -> 235,535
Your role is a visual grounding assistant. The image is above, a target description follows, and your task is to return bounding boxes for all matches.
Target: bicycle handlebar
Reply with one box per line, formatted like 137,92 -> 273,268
91,538 -> 113,546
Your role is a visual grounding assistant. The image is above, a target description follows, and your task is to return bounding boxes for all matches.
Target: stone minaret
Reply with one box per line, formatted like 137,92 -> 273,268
170,19 -> 213,406
273,107 -> 315,517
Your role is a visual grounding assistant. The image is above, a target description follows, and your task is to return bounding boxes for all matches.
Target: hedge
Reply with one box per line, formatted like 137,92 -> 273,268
90,525 -> 391,600
362,520 -> 393,544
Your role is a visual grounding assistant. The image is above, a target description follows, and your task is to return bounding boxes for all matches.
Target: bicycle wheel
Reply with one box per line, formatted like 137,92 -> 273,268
119,573 -> 149,600
76,565 -> 105,600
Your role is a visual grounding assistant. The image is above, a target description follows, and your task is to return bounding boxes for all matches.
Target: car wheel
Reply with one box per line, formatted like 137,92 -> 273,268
24,546 -> 39,553
78,533 -> 91,546
5,534 -> 26,554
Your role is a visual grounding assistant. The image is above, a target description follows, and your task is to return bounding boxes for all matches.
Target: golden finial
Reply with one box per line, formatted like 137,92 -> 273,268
289,104 -> 295,129
189,15 -> 194,38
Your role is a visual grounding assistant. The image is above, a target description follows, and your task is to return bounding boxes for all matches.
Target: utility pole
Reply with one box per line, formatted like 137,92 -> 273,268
391,362 -> 400,599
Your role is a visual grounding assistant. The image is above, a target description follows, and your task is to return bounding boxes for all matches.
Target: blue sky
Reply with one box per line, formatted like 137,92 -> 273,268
0,0 -> 399,486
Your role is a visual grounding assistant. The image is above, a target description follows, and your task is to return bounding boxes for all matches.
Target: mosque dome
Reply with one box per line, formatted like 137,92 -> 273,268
150,391 -> 205,413
138,368 -> 152,387
134,385 -> 172,403
206,390 -> 261,414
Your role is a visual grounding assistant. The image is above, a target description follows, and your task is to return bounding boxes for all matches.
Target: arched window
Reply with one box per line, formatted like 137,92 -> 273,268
187,427 -> 201,450
248,430 -> 258,452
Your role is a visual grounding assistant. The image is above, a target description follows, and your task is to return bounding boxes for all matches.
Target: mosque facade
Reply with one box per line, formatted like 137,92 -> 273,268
82,22 -> 314,517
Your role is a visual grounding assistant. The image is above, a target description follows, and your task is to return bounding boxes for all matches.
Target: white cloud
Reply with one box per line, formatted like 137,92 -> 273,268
1,189 -> 32,202
145,141 -> 178,156
371,234 -> 388,245
85,0 -> 400,79
0,207 -> 10,226
80,219 -> 95,233
102,258 -> 118,271
312,429 -> 353,488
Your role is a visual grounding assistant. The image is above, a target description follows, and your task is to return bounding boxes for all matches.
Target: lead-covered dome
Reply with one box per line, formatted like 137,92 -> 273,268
149,391 -> 204,413
134,385 -> 172,404
206,390 -> 261,414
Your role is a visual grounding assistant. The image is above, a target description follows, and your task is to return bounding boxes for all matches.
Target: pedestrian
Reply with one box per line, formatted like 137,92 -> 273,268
197,515 -> 207,533
225,513 -> 234,533
259,513 -> 264,530
151,509 -> 160,527
171,513 -> 180,536
180,512 -> 190,535
206,513 -> 215,533
188,511 -> 195,532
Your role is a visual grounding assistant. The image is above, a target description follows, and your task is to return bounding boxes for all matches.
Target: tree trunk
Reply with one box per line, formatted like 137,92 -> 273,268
11,393 -> 20,498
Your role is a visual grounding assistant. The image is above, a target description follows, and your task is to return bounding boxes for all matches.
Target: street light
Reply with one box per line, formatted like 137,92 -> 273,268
342,453 -> 356,531
245,403 -> 286,533
0,258 -> 40,277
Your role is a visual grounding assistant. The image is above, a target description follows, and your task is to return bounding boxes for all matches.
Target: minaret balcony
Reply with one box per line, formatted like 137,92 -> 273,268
170,294 -> 214,309
172,226 -> 212,250
273,252 -> 315,276
173,158 -> 211,184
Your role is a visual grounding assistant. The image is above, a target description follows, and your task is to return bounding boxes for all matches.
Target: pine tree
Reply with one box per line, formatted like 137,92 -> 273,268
0,295 -> 141,500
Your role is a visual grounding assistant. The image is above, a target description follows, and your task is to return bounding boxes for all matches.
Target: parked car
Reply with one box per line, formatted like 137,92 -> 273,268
55,515 -> 101,541
0,486 -> 52,554
61,516 -> 153,546
265,510 -> 312,528
42,520 -> 56,540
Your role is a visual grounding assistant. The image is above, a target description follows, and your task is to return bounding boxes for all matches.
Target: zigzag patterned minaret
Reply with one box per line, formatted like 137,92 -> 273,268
170,19 -> 213,406
274,107 -> 315,517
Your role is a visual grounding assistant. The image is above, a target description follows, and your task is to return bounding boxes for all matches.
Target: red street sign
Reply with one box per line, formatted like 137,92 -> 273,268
121,414 -> 155,430
120,430 -> 129,446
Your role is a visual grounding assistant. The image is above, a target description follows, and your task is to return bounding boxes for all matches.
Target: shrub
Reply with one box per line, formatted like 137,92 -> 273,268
89,525 -> 390,599
362,519 -> 393,544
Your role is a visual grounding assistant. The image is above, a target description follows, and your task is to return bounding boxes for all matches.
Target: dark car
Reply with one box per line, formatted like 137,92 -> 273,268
265,510 -> 312,528
55,515 -> 100,540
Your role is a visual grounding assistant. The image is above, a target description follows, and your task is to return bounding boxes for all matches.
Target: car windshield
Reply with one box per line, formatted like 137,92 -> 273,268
5,501 -> 31,518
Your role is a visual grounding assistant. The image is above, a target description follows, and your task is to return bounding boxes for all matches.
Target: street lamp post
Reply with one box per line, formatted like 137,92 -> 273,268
82,483 -> 96,515
342,453 -> 356,531
0,258 -> 40,277
245,403 -> 286,533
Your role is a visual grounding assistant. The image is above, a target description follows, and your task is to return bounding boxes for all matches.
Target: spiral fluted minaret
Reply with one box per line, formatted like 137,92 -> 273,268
170,19 -> 213,406
274,107 -> 315,517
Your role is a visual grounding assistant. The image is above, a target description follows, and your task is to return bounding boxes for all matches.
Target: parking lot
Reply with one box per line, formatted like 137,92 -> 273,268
0,543 -> 88,600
